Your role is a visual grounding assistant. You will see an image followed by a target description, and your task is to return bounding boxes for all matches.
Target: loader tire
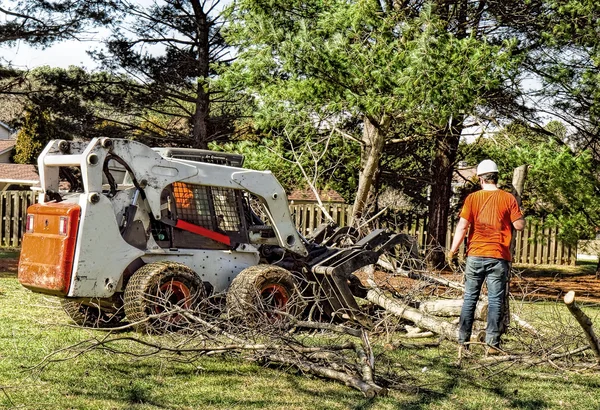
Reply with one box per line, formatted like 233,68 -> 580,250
226,264 -> 304,325
62,300 -> 124,328
124,261 -> 205,334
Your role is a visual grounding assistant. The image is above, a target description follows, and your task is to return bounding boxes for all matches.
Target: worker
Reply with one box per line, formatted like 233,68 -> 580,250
173,182 -> 195,210
448,159 -> 525,355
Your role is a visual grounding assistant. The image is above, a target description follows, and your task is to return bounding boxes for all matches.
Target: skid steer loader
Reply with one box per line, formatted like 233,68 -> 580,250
18,138 -> 411,332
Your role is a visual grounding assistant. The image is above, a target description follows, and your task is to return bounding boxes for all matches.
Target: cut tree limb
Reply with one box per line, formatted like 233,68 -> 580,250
265,353 -> 386,398
564,291 -> 600,362
400,331 -> 435,339
366,286 -> 459,341
376,259 -> 540,336
419,299 -> 487,320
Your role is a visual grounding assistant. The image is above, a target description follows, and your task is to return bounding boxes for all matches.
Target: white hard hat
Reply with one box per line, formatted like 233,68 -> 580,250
476,159 -> 498,176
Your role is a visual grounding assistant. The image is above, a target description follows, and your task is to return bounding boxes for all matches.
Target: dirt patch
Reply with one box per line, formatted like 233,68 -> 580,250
510,269 -> 600,303
0,258 -> 18,274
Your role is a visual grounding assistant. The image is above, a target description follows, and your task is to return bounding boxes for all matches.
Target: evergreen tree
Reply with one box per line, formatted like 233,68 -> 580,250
222,0 -> 520,265
14,108 -> 59,164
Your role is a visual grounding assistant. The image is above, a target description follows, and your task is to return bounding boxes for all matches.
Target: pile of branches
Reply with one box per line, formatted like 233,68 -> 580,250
33,250 -> 600,397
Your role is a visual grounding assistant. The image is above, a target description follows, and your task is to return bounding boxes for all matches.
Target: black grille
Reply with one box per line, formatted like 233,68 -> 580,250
157,148 -> 244,167
172,182 -> 244,235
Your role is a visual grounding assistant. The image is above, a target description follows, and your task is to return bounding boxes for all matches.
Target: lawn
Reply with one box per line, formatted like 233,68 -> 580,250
2,271 -> 600,409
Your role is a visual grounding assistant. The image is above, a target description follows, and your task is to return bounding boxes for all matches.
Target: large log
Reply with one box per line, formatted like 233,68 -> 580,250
564,291 -> 600,362
419,299 -> 487,321
366,286 -> 460,341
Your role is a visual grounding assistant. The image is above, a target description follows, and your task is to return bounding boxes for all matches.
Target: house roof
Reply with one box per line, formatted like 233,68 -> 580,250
453,166 -> 477,184
0,121 -> 13,133
0,164 -> 39,184
288,188 -> 345,203
0,140 -> 16,154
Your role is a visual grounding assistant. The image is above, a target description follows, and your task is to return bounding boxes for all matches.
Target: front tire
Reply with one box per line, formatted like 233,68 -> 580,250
226,264 -> 304,324
124,261 -> 205,333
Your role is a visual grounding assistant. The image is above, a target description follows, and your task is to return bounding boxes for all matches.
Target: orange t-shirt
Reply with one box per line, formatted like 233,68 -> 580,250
173,182 -> 195,209
459,189 -> 523,261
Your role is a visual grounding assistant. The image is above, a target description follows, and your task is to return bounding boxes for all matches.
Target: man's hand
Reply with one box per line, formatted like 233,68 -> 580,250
446,250 -> 456,267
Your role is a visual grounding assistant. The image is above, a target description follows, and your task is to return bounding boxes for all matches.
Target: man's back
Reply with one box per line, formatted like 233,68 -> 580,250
460,190 -> 521,261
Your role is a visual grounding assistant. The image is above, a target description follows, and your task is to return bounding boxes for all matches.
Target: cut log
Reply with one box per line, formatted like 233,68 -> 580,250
563,291 -> 600,362
401,331 -> 435,339
366,286 -> 459,341
510,313 -> 540,336
419,299 -> 488,321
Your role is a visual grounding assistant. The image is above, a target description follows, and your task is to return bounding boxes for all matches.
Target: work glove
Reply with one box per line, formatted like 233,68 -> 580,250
446,250 -> 457,269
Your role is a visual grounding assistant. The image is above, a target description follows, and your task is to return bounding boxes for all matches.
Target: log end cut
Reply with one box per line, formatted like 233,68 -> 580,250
564,291 -> 575,305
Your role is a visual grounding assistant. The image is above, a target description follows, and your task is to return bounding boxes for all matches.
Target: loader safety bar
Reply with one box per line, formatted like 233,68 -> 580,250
175,219 -> 231,246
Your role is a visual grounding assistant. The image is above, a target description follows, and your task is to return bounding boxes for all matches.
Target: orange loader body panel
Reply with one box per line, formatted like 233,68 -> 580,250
18,202 -> 81,296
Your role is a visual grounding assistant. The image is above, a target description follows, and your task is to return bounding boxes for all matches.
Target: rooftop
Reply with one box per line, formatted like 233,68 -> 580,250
288,188 -> 345,203
453,166 -> 477,185
0,140 -> 15,153
0,121 -> 13,133
0,164 -> 39,183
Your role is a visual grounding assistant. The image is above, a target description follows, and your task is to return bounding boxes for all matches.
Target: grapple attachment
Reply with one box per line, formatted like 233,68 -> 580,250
306,226 -> 418,328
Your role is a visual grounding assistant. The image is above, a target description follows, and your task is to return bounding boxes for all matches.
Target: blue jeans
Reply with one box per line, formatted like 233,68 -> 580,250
458,256 -> 509,347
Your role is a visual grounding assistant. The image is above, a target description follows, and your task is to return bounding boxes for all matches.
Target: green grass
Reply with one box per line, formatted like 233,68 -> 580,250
2,274 -> 600,409
0,248 -> 19,259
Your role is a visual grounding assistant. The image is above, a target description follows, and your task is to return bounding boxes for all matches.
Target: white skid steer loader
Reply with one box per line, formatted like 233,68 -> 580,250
18,138 -> 413,332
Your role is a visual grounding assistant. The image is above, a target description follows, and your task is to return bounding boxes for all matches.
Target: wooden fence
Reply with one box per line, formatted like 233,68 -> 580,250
0,191 -> 36,247
290,203 -> 577,266
0,193 -> 577,265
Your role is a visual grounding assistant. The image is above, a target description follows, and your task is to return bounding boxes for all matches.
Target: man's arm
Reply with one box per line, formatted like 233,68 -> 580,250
449,217 -> 470,256
513,218 -> 525,231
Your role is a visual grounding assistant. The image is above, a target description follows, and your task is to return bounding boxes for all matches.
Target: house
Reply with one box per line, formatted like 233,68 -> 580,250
452,161 -> 477,188
0,140 -> 15,163
0,124 -> 40,190
0,121 -> 14,140
0,163 -> 39,191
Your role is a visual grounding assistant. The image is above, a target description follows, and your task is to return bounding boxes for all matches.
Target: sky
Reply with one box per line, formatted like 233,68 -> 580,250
2,39 -> 99,70
1,0 -> 230,70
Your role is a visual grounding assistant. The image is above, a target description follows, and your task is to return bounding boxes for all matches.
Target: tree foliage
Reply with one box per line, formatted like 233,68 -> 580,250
0,0 -> 110,46
222,0 -> 516,204
87,0 -> 239,148
14,107 -> 59,164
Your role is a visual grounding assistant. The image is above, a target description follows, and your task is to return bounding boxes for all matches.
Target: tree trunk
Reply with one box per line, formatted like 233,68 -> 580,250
351,116 -> 387,225
192,82 -> 210,149
502,164 -> 529,334
426,122 -> 462,268
190,0 -> 211,149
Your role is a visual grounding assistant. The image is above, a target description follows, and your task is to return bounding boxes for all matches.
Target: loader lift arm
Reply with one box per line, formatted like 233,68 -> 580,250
37,138 -> 307,256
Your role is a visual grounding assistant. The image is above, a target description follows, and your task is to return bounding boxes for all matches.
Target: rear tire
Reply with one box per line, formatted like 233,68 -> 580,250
124,261 -> 205,333
62,300 -> 124,328
226,264 -> 304,324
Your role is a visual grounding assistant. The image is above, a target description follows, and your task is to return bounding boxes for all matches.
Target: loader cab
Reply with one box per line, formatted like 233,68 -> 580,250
147,148 -> 256,251
151,181 -> 250,250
